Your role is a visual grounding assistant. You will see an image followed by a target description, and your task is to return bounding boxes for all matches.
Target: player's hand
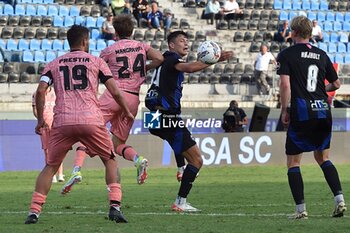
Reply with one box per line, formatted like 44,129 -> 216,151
35,120 -> 48,135
218,51 -> 234,62
281,110 -> 290,128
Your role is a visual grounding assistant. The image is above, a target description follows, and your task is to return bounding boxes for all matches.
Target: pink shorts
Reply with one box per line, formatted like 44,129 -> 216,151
39,128 -> 50,150
99,90 -> 140,141
47,125 -> 115,166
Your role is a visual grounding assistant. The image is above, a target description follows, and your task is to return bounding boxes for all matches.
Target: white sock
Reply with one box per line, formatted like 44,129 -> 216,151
296,203 -> 306,213
335,194 -> 345,205
72,166 -> 81,173
175,196 -> 186,205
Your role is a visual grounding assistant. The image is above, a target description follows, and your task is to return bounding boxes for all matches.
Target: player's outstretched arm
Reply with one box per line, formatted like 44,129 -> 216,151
104,78 -> 134,121
326,79 -> 341,92
146,47 -> 164,71
35,82 -> 49,135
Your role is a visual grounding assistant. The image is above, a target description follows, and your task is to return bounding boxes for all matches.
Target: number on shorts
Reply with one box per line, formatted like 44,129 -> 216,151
307,65 -> 318,92
116,54 -> 145,79
60,65 -> 88,90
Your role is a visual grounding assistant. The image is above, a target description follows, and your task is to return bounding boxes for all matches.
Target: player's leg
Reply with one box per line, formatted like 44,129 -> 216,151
57,163 -> 65,182
175,154 -> 186,182
314,149 -> 346,217
287,153 -> 308,219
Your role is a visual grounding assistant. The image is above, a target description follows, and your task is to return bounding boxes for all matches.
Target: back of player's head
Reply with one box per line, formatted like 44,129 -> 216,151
113,15 -> 134,38
167,31 -> 188,44
290,16 -> 312,39
67,25 -> 89,48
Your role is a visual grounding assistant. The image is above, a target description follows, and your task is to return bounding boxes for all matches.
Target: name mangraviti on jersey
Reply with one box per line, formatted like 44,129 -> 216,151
301,52 -> 320,60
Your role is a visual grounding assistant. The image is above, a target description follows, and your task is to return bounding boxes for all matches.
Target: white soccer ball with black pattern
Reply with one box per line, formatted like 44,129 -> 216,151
197,41 -> 221,64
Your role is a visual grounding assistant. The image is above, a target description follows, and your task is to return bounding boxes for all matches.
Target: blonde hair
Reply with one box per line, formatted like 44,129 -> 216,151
290,16 -> 312,39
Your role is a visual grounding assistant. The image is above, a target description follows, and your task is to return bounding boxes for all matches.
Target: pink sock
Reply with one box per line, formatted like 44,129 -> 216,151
116,144 -> 137,162
30,191 -> 47,214
74,146 -> 87,167
107,183 -> 122,204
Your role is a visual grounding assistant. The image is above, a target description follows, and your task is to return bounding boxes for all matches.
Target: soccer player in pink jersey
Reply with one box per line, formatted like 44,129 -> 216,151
32,87 -> 64,183
25,25 -> 134,225
62,15 -> 163,190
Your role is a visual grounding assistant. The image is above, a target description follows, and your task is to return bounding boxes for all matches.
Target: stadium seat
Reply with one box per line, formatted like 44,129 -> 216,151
244,32 -> 254,42
43,0 -> 54,3
15,4 -> 25,16
75,16 -> 85,25
255,0 -> 264,9
234,31 -> 244,42
58,28 -> 68,40
76,0 -> 86,5
311,1 -> 319,10
334,54 -> 344,64
260,10 -> 269,20
195,31 -> 206,41
343,22 -> 350,32
289,11 -> 298,20
264,1 -> 273,9
274,0 -> 282,9
335,12 -> 344,22
217,20 -> 228,30
0,39 -> 5,49
282,0 -> 292,9
333,22 -> 342,31
250,42 -> 261,52
34,51 -> 45,62
317,12 -> 325,21
42,16 -> 53,27
154,30 -> 164,41
322,32 -> 329,42
0,73 -> 8,83
328,42 -> 337,53
48,5 -> 58,16
330,33 -> 338,42
326,12 -> 335,22
96,16 -> 104,28
64,16 -> 74,27
31,16 -> 42,27
251,10 -> 260,20
338,2 -> 347,11
186,52 -> 197,63
30,39 -> 40,50
180,18 -> 190,29
323,21 -> 332,32
338,42 -> 346,53
270,42 -> 280,53
133,30 -> 144,41
307,11 -> 316,21
90,6 -> 100,17
89,39 -> 96,51
33,0 -> 43,3
0,15 -> 7,27
80,6 -> 90,17
70,6 -> 80,17
270,10 -> 279,20
96,39 -> 106,51
186,30 -> 195,40
267,20 -> 278,31
150,40 -> 160,50
107,40 -> 114,47
248,20 -> 258,30
258,20 -> 268,30
8,16 -> 20,27
345,12 -> 350,22
22,50 -> 34,62
280,42 -> 289,50
90,28 -> 100,40
1,27 -> 13,39
339,33 -> 348,43
4,4 -> 14,15
319,1 -> 328,10
37,5 -> 47,16
328,1 -> 337,11
8,72 -> 20,83
19,16 -> 31,27
13,27 -> 25,39
263,32 -> 273,42
344,54 -> 350,64
318,42 -> 327,52
245,0 -> 254,9
24,28 -> 35,39
59,47 -> 68,55
65,0 -> 75,4
18,39 -> 29,50
59,6 -> 69,16
3,62 -> 15,73
53,16 -> 64,27
46,50 -> 56,62
254,31 -> 264,42
188,73 -> 199,84
279,10 -> 288,20
302,0 -> 310,10
41,39 -> 52,50
292,0 -> 301,10
238,20 -> 248,30
52,39 -> 63,50
144,30 -> 154,41
85,16 -> 96,28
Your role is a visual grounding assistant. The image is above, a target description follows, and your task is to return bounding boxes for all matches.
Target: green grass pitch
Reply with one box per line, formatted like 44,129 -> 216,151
0,165 -> 349,233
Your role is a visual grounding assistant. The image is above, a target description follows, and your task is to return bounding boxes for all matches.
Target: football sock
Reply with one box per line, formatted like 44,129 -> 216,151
335,194 -> 345,205
108,183 -> 122,203
296,203 -> 306,213
320,160 -> 343,196
116,144 -> 137,162
175,154 -> 186,168
74,146 -> 87,168
178,164 -> 199,198
287,167 -> 304,205
72,166 -> 81,174
30,191 -> 47,214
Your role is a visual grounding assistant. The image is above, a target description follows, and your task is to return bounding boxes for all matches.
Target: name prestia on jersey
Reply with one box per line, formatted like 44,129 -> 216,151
59,57 -> 90,63
301,51 -> 320,60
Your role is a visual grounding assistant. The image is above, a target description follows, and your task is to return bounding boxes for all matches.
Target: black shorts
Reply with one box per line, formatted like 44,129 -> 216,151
286,119 -> 332,155
149,122 -> 196,155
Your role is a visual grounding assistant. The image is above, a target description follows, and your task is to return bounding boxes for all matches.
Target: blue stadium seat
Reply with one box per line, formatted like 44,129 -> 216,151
339,33 -> 348,43
85,16 -> 96,28
317,12 -> 325,21
41,39 -> 52,50
4,4 -> 14,15
345,13 -> 350,22
338,42 -> 347,53
289,11 -> 298,20
96,16 -> 104,28
96,39 -> 106,51
335,12 -> 344,22
53,16 -> 64,27
334,54 -> 344,64
46,50 -> 56,62
302,0 -> 310,10
322,32 -> 329,42
23,50 -> 34,62
343,22 -> 350,32
307,11 -> 316,21
64,16 -> 74,27
89,39 -> 96,51
279,10 -> 288,20
32,0 -> 43,3
34,50 -> 45,62
323,21 -> 332,32
37,5 -> 47,16
274,0 -> 282,9
15,4 -> 25,16
69,6 -> 80,17
43,0 -> 54,3
328,42 -> 337,53
30,39 -> 41,50
345,54 -> 350,64
47,5 -> 58,16
90,50 -> 100,57
333,22 -> 342,31
0,39 -> 5,49
107,40 -> 114,46
7,39 -> 18,51
319,1 -> 328,10
330,32 -> 338,42
327,53 -> 334,63
52,39 -> 63,50
63,39 -> 70,50
292,1 -> 301,10
318,42 -> 327,52
282,0 -> 292,9
326,12 -> 335,22
90,28 -> 100,40
75,16 -> 85,25
18,39 -> 29,50
21,0 -> 32,3
310,0 -> 319,10
57,50 -> 66,57
59,6 -> 69,17
26,5 -> 36,16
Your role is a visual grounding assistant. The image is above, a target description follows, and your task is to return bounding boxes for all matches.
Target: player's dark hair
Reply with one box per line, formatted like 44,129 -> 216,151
67,25 -> 89,48
167,31 -> 188,44
113,14 -> 134,38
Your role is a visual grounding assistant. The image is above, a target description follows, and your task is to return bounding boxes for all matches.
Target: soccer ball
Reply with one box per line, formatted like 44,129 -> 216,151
197,41 -> 221,64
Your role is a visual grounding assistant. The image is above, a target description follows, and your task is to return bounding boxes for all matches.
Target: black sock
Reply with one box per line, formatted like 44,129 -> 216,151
175,154 -> 186,168
320,160 -> 343,196
287,167 -> 304,205
178,164 -> 199,198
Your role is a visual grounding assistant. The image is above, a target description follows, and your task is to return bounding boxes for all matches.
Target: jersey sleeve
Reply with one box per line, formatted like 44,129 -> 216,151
99,48 -> 108,62
276,51 -> 290,76
98,58 -> 113,83
40,63 -> 53,85
325,55 -> 338,83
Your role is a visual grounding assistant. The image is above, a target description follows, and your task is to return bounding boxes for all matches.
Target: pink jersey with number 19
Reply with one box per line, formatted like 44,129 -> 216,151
100,39 -> 150,93
40,51 -> 113,127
